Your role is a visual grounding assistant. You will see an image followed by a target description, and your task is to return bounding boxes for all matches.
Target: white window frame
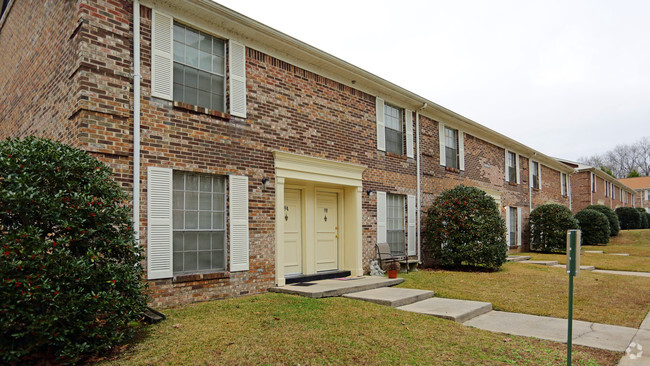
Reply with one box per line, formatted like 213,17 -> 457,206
530,160 -> 541,189
505,206 -> 522,247
439,123 -> 465,170
561,173 -> 568,196
505,150 -> 520,184
386,193 -> 405,255
384,103 -> 404,156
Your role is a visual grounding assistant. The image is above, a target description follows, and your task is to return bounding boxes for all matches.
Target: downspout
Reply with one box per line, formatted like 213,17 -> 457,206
416,103 -> 427,263
132,0 -> 141,242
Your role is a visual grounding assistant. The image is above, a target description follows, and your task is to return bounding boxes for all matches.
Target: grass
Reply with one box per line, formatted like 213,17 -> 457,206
399,263 -> 650,328
101,293 -> 618,365
582,229 -> 650,257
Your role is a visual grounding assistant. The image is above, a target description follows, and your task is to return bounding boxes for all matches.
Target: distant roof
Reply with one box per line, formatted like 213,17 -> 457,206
618,177 -> 650,190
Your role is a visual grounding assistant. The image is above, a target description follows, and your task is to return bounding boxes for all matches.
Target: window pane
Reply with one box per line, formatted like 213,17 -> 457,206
185,46 -> 198,67
185,28 -> 199,48
173,232 -> 184,252
199,211 -> 211,229
198,71 -> 211,91
173,63 -> 185,86
198,232 -> 211,250
213,38 -> 225,56
198,91 -> 211,110
173,83 -> 184,102
185,211 -> 198,229
198,251 -> 212,270
212,232 -> 225,250
184,232 -> 198,251
212,75 -> 224,95
173,210 -> 184,230
173,190 -> 184,209
185,67 -> 198,88
185,191 -> 198,210
212,250 -> 225,270
213,212 -> 225,230
199,51 -> 212,72
184,86 -> 197,106
173,174 -> 185,190
173,41 -> 185,63
213,194 -> 225,211
212,55 -> 224,75
446,147 -> 457,169
199,33 -> 211,53
199,193 -> 211,211
184,251 -> 198,272
214,176 -> 225,193
212,94 -> 224,113
173,252 -> 184,272
173,23 -> 185,43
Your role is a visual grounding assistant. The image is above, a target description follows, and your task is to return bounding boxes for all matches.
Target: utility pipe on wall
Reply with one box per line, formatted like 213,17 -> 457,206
132,0 -> 141,242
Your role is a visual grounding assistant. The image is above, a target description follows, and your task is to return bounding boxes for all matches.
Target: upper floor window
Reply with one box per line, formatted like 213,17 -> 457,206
531,161 -> 540,189
647,190 -> 649,200
445,127 -> 459,170
384,104 -> 403,155
506,151 -> 517,183
561,173 -> 568,196
592,173 -> 597,192
173,23 -> 226,112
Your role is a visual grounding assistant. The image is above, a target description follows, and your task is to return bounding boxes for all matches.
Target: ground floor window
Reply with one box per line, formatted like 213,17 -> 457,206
172,172 -> 226,274
508,207 -> 518,247
387,193 -> 405,255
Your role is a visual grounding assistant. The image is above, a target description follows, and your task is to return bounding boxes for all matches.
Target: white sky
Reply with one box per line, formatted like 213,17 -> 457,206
216,0 -> 650,161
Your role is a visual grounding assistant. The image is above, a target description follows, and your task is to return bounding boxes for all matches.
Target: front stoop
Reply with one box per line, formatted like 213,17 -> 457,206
342,287 -> 434,307
506,255 -> 531,262
397,297 -> 492,323
269,276 -> 404,298
551,264 -> 596,271
520,260 -> 559,266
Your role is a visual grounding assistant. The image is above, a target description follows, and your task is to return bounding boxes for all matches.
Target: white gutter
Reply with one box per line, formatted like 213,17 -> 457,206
132,0 -> 141,242
416,103 -> 427,262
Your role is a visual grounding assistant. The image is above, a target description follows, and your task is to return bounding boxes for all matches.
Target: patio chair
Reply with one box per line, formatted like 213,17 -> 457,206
376,242 -> 409,273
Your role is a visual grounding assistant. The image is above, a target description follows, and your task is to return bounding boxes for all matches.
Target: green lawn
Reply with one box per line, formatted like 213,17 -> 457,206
399,263 -> 650,328
101,293 -> 618,365
523,251 -> 650,272
582,229 -> 650,257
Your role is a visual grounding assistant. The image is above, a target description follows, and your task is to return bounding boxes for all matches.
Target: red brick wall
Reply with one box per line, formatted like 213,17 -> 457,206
0,0 -> 80,144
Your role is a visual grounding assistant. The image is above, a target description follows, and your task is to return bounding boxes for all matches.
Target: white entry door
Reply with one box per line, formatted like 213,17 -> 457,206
315,191 -> 338,272
283,189 -> 302,275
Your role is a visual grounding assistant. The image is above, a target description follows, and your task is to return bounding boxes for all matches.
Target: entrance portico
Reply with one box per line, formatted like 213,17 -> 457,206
273,151 -> 366,286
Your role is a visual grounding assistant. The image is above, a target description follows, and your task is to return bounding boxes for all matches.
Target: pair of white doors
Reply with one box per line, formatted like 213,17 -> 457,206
284,189 -> 338,275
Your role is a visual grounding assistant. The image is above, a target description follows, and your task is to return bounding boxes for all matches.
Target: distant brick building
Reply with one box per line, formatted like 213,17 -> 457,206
1,0 -> 574,307
558,160 -> 637,213
619,177 -> 650,213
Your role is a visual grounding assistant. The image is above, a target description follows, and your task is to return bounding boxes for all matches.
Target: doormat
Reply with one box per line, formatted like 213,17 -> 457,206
291,282 -> 316,286
334,276 -> 363,281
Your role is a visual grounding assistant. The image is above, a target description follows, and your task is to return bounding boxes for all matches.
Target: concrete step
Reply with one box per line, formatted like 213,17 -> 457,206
269,276 -> 404,298
507,255 -> 531,262
520,260 -> 559,266
343,287 -> 434,307
607,253 -> 630,256
397,297 -> 492,323
583,250 -> 604,254
551,264 -> 596,271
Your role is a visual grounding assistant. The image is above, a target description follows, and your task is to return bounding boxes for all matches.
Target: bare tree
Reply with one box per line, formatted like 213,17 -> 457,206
577,137 -> 650,178
636,137 -> 650,176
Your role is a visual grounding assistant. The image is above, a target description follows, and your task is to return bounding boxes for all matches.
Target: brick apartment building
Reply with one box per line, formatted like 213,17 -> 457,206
1,0 -> 574,307
619,177 -> 650,213
558,160 -> 637,213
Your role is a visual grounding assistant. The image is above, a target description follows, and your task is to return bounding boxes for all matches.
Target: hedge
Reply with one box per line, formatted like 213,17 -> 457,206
584,204 -> 620,236
616,207 -> 641,230
529,204 -> 579,252
575,209 -> 610,245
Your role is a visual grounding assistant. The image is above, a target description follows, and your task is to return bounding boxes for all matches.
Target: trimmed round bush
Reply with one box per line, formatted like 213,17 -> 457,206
0,137 -> 147,364
575,209 -> 610,245
424,185 -> 507,270
616,207 -> 641,230
584,204 -> 620,236
529,204 -> 579,252
637,208 -> 649,229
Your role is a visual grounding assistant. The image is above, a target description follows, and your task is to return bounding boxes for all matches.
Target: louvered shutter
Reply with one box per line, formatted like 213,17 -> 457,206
529,160 -> 534,189
376,97 -> 385,151
505,206 -> 510,246
405,109 -> 414,158
147,167 -> 173,279
458,131 -> 465,171
229,175 -> 249,272
439,122 -> 445,166
504,150 -> 509,182
407,195 -> 416,255
516,154 -> 521,184
229,40 -> 247,118
517,207 -> 522,246
539,164 -> 542,190
151,10 -> 174,101
376,191 -> 387,243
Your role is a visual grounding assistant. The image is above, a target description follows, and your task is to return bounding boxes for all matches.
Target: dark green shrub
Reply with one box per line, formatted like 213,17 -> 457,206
585,204 -> 620,236
529,204 -> 579,252
424,185 -> 507,270
575,209 -> 610,245
637,208 -> 649,229
0,137 -> 147,364
616,207 -> 641,230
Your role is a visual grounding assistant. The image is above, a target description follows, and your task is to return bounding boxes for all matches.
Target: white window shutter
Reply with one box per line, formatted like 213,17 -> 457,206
516,154 -> 521,184
405,109 -> 414,158
517,207 -> 522,246
539,163 -> 543,190
376,191 -> 387,243
529,160 -> 533,189
458,131 -> 465,171
439,122 -> 446,166
505,206 -> 510,246
504,150 -> 509,182
376,97 -> 385,151
229,175 -> 249,272
147,167 -> 173,279
151,10 -> 174,101
229,40 -> 247,118
407,195 -> 416,255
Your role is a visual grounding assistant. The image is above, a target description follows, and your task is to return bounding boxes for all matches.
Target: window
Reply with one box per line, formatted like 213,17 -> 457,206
507,151 -> 517,183
386,194 -> 405,255
531,161 -> 540,189
444,127 -> 459,169
561,173 -> 568,196
173,22 -> 226,112
509,207 -> 518,247
647,190 -> 649,201
172,172 -> 226,274
384,104 -> 403,155
592,173 -> 596,192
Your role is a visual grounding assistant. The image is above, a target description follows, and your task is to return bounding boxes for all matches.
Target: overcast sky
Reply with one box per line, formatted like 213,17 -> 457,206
216,0 -> 650,161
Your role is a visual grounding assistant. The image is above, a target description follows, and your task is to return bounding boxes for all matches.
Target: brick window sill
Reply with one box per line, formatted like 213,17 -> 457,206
508,182 -> 518,186
173,101 -> 231,120
445,166 -> 460,174
532,187 -> 540,192
173,271 -> 230,283
385,151 -> 407,160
